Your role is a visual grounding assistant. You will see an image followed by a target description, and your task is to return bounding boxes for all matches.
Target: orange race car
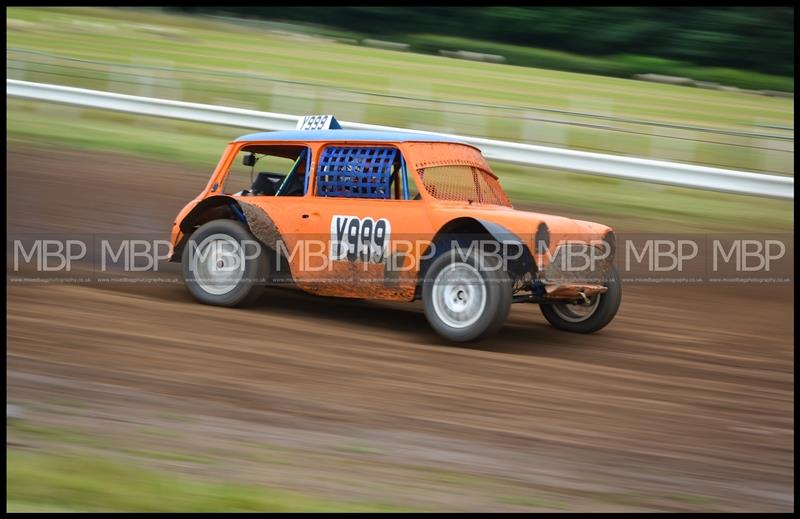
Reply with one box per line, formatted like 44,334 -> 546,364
169,115 -> 620,342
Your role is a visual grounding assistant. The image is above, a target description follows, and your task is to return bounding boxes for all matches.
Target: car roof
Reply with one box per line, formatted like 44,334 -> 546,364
234,129 -> 470,144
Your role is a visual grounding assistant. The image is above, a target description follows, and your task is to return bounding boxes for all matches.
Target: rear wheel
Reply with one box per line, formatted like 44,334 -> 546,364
539,266 -> 621,333
423,248 -> 512,342
181,219 -> 269,307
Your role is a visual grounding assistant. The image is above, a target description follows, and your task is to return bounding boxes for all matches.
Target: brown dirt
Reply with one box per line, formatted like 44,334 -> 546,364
6,146 -> 794,511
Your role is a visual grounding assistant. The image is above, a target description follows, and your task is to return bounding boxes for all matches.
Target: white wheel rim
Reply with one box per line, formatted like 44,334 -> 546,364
431,263 -> 487,329
192,233 -> 246,296
552,294 -> 601,323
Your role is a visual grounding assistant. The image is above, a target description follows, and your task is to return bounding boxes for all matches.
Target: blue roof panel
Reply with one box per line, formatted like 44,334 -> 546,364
234,129 -> 469,144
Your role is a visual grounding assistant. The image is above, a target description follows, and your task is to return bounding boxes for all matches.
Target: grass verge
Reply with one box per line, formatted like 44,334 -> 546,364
6,448 -> 411,512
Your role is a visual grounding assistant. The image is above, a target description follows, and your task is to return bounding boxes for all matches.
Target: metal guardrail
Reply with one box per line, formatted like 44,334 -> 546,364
9,48 -> 793,142
7,79 -> 794,199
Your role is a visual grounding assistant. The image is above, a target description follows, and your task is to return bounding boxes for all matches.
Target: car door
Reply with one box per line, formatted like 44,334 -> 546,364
290,143 -> 435,301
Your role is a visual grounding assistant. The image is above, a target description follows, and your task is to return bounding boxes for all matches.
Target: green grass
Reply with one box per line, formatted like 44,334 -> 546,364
7,420 -> 105,448
5,7 -> 794,233
7,100 -> 232,169
500,163 -> 794,232
6,7 -> 794,175
4,419 -> 724,512
406,34 -> 794,92
6,449 -> 412,512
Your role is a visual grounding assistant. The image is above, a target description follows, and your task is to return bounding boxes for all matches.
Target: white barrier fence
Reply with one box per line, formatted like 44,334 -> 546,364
7,79 -> 794,199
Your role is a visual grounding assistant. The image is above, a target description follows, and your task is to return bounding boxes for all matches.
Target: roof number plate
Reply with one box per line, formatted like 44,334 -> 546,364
296,115 -> 342,131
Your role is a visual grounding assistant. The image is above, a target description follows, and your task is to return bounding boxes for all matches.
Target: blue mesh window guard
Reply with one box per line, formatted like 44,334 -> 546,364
317,146 -> 398,199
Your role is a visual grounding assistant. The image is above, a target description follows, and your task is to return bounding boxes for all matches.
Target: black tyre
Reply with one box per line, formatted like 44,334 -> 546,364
539,266 -> 622,333
181,219 -> 269,307
422,247 -> 512,342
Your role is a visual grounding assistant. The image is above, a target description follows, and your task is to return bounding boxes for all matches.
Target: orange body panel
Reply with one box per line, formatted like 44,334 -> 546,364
170,137 -> 613,302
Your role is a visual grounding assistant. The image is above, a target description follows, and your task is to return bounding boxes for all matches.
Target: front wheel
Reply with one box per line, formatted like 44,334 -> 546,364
423,248 -> 512,342
539,266 -> 622,333
181,219 -> 269,307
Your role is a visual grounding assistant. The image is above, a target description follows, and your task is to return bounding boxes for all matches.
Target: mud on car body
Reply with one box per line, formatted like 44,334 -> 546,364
169,115 -> 621,342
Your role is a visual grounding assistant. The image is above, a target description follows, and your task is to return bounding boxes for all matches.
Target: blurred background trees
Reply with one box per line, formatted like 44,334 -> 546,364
168,7 -> 793,77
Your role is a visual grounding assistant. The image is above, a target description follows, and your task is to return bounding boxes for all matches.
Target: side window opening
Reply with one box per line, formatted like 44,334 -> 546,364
417,165 -> 510,206
224,145 -> 310,197
316,146 -> 409,200
275,149 -> 310,196
406,162 -> 422,200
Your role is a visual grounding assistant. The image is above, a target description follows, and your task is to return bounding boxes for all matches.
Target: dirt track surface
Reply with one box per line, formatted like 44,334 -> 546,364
6,146 -> 794,511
